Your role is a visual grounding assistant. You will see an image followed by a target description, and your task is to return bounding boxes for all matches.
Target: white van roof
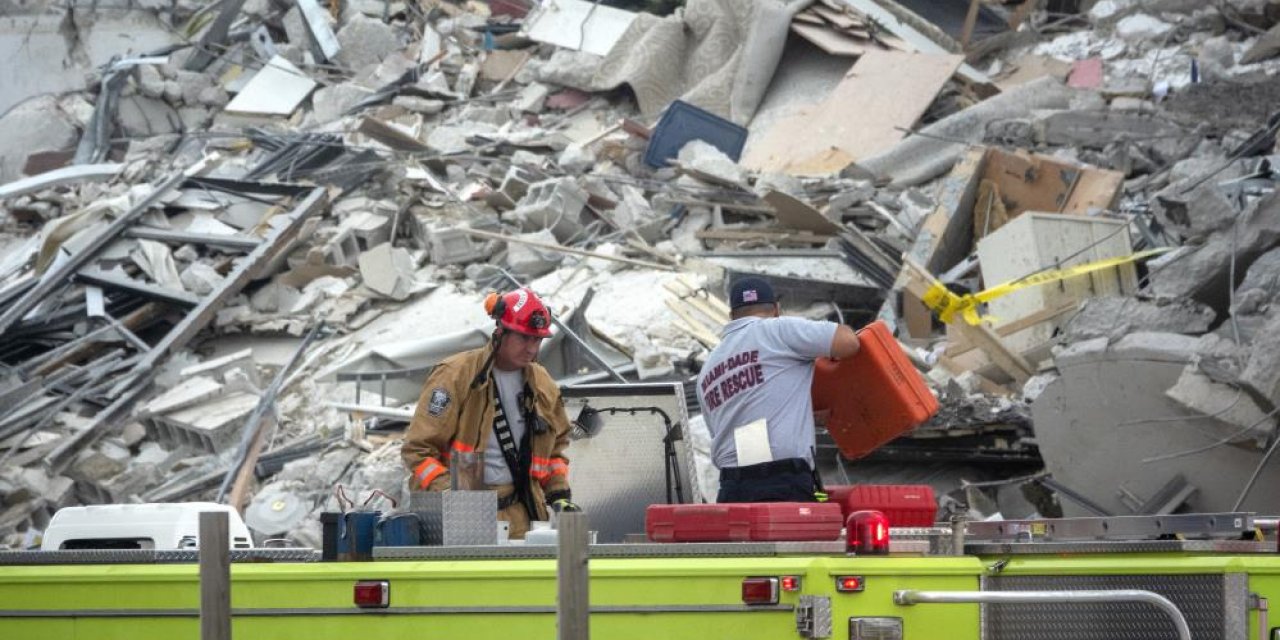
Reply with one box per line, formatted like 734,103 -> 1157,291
41,502 -> 254,551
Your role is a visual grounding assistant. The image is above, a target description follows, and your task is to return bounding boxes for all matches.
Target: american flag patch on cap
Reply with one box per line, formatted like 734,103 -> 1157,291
743,289 -> 758,302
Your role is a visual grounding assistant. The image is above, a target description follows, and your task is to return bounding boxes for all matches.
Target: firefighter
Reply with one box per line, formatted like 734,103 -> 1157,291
402,287 -> 579,539
696,276 -> 860,503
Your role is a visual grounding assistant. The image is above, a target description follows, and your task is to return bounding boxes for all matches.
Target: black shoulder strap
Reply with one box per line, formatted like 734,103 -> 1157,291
492,376 -> 537,519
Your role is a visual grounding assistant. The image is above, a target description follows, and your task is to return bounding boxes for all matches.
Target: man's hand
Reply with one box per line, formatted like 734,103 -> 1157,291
550,499 -> 582,513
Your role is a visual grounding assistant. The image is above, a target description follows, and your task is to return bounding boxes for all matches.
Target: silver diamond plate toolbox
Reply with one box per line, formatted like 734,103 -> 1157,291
981,573 -> 1247,640
411,490 -> 498,546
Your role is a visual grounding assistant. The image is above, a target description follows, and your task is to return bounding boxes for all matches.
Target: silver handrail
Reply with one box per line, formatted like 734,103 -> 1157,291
893,589 -> 1192,640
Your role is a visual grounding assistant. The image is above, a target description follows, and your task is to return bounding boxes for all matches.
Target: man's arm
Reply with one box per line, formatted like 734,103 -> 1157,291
401,365 -> 462,491
541,383 -> 573,504
829,324 -> 860,360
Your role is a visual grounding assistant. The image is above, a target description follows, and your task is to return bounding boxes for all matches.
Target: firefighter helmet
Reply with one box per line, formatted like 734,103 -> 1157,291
483,288 -> 553,338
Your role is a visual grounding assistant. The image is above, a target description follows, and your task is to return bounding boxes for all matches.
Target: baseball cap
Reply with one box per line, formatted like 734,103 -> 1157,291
728,276 -> 778,310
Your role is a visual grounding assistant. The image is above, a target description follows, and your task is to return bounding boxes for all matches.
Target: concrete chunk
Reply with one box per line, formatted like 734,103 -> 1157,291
504,178 -> 588,242
335,14 -> 398,70
505,230 -> 562,277
1063,296 -> 1217,342
1242,311 -> 1280,405
358,242 -> 416,300
1166,367 -> 1274,447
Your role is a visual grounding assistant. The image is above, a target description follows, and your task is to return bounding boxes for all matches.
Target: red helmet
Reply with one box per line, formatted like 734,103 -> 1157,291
484,288 -> 553,338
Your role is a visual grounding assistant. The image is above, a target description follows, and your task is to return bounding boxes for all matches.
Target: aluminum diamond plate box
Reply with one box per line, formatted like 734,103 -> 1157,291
980,573 -> 1247,640
561,383 -> 695,543
411,490 -> 498,546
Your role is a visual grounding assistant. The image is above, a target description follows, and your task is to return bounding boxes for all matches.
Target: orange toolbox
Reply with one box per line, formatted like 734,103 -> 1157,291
810,320 -> 939,459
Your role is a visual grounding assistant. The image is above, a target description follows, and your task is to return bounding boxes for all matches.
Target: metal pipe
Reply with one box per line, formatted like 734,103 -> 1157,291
1257,595 -> 1269,640
893,590 -> 1191,640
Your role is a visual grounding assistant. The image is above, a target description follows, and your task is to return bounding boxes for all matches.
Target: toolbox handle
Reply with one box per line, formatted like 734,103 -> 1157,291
363,489 -> 399,510
336,484 -> 354,511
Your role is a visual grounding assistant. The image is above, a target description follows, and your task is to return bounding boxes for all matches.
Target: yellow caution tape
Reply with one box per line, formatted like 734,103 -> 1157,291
922,248 -> 1172,325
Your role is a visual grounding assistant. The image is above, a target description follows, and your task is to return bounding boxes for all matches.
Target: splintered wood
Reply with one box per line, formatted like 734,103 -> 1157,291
790,0 -> 909,55
663,277 -> 729,348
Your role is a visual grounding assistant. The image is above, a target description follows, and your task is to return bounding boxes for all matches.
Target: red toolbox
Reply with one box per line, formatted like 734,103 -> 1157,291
826,484 -> 937,527
646,502 -> 844,542
811,320 -> 939,459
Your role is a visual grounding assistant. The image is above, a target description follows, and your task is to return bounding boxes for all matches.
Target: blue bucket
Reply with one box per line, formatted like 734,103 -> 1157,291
337,511 -> 381,561
376,513 -> 422,547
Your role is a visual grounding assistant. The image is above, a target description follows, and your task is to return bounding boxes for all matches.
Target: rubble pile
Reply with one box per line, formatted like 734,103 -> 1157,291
1,0 -> 1279,547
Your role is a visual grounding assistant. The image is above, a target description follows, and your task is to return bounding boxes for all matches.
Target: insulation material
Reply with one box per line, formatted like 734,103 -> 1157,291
585,0 -> 796,123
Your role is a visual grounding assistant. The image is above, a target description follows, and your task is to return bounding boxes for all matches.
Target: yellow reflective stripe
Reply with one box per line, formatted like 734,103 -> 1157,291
414,458 -> 446,489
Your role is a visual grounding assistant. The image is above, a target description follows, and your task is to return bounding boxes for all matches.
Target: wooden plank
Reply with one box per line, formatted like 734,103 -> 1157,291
901,259 -> 1034,385
744,51 -> 963,176
556,512 -> 590,640
789,23 -> 874,57
795,11 -> 827,25
945,301 -> 1080,358
762,190 -> 844,234
960,0 -> 981,49
199,511 -> 231,640
810,4 -> 865,30
695,228 -> 835,245
461,227 -> 675,271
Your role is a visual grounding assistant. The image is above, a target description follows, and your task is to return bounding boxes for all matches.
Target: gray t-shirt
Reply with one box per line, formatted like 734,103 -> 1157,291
484,368 -> 528,485
696,316 -> 837,469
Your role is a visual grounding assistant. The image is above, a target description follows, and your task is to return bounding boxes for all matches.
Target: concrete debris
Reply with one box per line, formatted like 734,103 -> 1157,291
1,0 -> 1280,548
1062,296 -> 1217,343
358,242 -> 416,300
334,14 -> 398,71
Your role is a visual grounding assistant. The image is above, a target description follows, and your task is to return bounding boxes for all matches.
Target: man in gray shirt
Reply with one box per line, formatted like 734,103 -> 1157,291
697,276 -> 860,502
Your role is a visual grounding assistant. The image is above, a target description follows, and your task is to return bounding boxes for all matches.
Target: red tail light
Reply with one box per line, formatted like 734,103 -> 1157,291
847,510 -> 890,555
835,575 -> 865,592
741,577 -> 779,605
780,575 -> 802,592
354,580 -> 389,608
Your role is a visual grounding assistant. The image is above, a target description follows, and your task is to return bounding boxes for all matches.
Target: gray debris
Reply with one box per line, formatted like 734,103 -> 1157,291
1062,296 -> 1217,342
335,14 -> 398,71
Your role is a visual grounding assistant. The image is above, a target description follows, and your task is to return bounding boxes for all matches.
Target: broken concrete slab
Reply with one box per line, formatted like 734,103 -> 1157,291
504,178 -> 589,242
1166,366 -> 1273,447
1062,296 -> 1217,342
311,82 -> 371,124
358,242 -> 416,300
1153,182 -> 1239,240
0,95 -> 81,182
1148,192 -> 1280,312
677,140 -> 746,187
140,376 -> 226,416
335,14 -> 398,71
1241,311 -> 1280,405
224,55 -> 317,116
505,229 -> 563,277
1033,329 -> 1280,516
1040,110 -> 1187,149
392,96 -> 445,114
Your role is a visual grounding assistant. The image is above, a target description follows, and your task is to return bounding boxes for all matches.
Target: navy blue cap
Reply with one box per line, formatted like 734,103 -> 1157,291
728,276 -> 777,310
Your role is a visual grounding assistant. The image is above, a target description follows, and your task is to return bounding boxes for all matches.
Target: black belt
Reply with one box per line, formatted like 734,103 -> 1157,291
497,492 -> 520,510
720,458 -> 811,481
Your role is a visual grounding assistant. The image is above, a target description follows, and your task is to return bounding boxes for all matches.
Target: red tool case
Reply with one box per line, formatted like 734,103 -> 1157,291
825,484 -> 937,527
811,320 -> 939,459
646,502 -> 844,542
